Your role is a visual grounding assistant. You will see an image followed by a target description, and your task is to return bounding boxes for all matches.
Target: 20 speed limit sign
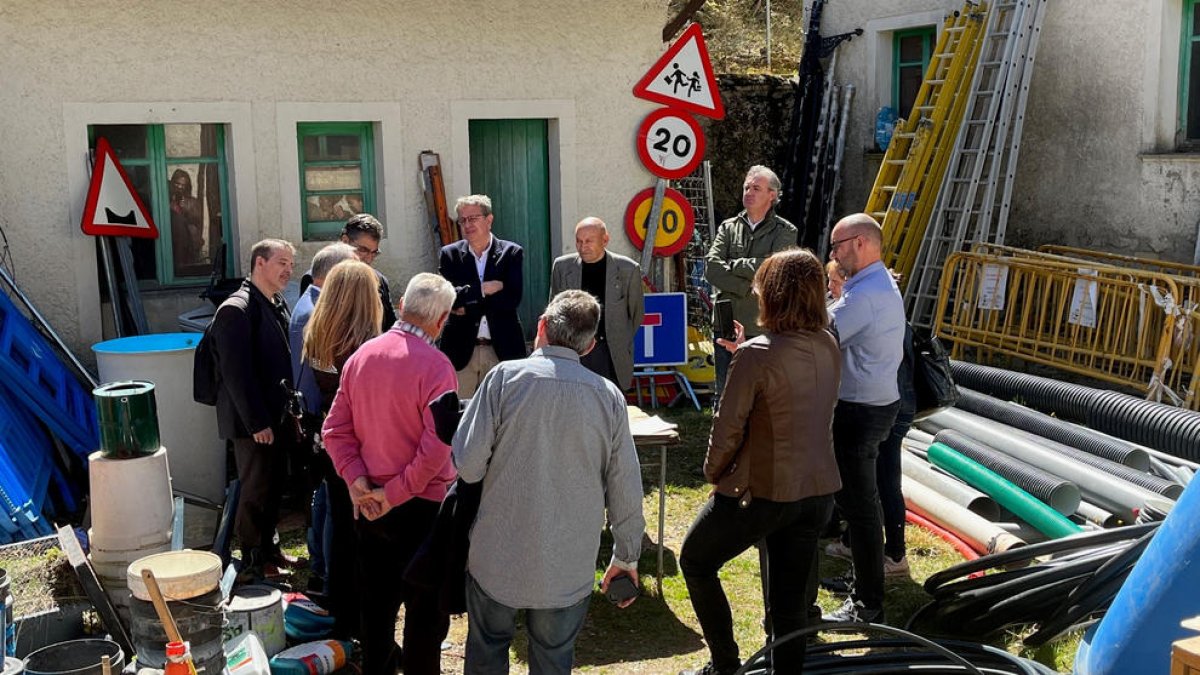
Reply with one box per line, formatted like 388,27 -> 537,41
624,187 -> 696,257
636,108 -> 705,180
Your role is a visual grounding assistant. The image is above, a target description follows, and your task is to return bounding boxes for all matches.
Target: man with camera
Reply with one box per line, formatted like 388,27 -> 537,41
452,290 -> 645,675
704,165 -> 798,408
208,238 -> 297,581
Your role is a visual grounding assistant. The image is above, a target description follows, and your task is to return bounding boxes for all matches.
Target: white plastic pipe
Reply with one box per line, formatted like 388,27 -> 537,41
901,450 -> 1001,520
903,476 -> 1025,554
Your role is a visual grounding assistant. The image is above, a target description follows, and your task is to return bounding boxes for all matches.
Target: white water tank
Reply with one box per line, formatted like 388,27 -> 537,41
92,334 -> 225,505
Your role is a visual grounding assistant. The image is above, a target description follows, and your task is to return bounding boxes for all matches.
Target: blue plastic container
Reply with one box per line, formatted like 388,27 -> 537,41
1074,477 -> 1200,674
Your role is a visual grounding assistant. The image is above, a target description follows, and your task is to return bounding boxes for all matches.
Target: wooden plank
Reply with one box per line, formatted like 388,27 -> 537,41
55,525 -> 134,656
663,0 -> 707,42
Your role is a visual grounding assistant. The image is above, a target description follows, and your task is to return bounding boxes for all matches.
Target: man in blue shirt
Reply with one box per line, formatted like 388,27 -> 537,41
822,213 -> 905,624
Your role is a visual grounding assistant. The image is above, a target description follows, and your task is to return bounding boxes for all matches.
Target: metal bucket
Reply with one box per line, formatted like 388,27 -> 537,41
223,585 -> 285,657
92,381 -> 159,459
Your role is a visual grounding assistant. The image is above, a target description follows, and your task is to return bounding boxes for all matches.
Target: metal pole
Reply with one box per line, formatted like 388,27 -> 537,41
766,0 -> 772,71
98,237 -> 125,338
640,178 -> 669,275
0,264 -> 99,388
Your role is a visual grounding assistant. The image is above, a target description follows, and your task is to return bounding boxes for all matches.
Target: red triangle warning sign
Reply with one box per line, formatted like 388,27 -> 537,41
633,23 -> 725,120
80,137 -> 159,239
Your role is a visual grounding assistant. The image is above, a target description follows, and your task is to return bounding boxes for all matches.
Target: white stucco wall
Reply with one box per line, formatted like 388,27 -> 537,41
0,1 -> 668,354
823,0 -> 1200,263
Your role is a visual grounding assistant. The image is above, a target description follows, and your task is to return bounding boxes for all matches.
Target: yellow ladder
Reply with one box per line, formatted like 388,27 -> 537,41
867,3 -> 988,286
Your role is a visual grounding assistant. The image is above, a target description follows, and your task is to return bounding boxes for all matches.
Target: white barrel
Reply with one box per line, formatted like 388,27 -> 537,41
93,334 -> 225,505
88,448 -> 173,552
223,585 -> 285,657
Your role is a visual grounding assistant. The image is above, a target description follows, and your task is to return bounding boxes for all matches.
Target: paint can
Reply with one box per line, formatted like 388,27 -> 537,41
92,380 -> 159,459
223,585 -> 285,657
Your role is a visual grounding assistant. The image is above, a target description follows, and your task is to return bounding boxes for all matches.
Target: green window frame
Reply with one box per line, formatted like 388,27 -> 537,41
893,26 -> 937,120
1181,0 -> 1200,144
297,122 -> 377,241
86,124 -> 233,287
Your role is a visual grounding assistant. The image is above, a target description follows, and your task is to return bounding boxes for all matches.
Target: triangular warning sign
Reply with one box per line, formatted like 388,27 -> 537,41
633,23 -> 725,120
80,137 -> 159,239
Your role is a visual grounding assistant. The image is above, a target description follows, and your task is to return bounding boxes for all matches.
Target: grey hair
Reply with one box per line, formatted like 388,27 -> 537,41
543,290 -> 600,355
454,194 -> 493,218
745,165 -> 782,203
311,243 -> 357,283
400,273 -> 456,324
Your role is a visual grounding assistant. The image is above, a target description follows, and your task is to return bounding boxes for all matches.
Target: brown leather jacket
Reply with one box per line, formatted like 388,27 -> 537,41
705,329 -> 843,505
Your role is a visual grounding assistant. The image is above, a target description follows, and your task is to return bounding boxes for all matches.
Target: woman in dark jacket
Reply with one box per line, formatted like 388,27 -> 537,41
680,249 -> 843,675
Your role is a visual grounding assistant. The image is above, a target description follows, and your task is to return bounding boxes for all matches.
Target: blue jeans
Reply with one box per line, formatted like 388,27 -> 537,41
832,399 -> 900,611
464,574 -> 590,675
307,481 -> 328,579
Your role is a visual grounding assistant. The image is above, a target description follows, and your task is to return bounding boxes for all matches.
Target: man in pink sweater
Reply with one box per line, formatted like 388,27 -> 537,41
322,272 -> 459,675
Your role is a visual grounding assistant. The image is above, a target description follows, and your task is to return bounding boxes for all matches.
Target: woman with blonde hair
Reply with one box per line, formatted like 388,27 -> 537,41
301,259 -> 383,640
680,248 -> 843,675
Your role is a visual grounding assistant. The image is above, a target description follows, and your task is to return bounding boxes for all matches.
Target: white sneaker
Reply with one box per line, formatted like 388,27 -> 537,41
884,554 -> 910,577
824,540 -> 852,560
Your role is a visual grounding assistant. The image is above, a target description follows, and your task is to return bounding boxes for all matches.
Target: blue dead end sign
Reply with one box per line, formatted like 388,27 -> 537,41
634,292 -> 688,367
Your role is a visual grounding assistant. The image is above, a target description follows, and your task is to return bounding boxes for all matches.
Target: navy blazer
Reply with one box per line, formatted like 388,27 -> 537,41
438,237 -> 528,370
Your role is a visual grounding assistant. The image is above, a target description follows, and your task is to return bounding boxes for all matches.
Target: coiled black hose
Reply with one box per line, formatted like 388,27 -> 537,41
949,361 -> 1200,462
911,524 -> 1159,646
933,429 -> 1081,515
956,387 -> 1150,469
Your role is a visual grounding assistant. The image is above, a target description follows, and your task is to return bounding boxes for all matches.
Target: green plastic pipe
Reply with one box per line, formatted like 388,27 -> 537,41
927,441 -> 1084,539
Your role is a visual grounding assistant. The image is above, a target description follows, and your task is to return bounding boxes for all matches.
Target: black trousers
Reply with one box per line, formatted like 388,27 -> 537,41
355,497 -> 447,675
580,337 -> 618,387
832,400 -> 900,610
681,493 -> 834,674
315,452 -> 361,639
232,432 -> 289,559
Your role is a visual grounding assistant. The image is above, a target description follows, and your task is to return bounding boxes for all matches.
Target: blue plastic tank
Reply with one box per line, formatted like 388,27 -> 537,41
1074,477 -> 1200,674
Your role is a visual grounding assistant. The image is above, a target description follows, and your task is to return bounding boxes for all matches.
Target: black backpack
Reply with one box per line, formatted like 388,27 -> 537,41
193,321 -> 221,406
911,325 -> 958,420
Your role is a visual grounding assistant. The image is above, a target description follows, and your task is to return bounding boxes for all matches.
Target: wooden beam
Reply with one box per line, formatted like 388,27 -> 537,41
663,0 -> 707,42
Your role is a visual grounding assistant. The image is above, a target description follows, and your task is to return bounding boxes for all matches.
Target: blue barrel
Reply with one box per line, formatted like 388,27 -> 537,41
1074,476 -> 1200,674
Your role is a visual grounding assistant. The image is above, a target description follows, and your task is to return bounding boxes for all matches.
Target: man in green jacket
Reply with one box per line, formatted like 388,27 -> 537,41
704,165 -> 798,408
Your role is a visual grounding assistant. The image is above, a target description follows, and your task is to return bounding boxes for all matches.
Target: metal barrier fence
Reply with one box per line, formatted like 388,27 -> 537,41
1038,245 -> 1200,280
935,249 -> 1200,410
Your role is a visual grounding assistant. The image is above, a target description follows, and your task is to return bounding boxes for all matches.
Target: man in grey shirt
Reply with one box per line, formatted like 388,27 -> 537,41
453,290 -> 645,675
821,213 -> 905,624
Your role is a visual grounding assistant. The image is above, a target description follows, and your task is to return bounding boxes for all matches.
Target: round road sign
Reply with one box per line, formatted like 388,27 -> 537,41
624,187 -> 696,257
636,108 -> 705,180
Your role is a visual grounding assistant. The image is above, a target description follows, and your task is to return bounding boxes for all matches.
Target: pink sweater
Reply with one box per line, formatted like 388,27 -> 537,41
322,327 -> 459,506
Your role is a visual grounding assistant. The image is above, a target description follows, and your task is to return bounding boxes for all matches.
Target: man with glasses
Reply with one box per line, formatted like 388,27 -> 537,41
704,165 -> 797,408
821,213 -> 905,625
300,213 -> 397,331
438,194 -> 528,398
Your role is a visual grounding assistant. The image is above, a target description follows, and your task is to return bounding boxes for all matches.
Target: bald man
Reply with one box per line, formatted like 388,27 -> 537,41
549,217 -> 644,389
821,213 -> 905,625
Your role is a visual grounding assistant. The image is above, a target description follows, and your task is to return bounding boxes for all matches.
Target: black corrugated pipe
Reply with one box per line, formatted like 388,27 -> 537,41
932,429 -> 1081,515
956,387 -> 1150,469
949,360 -> 1200,462
1006,426 -> 1183,499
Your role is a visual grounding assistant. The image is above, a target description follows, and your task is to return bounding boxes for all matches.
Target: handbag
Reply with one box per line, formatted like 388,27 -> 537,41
911,326 -> 958,421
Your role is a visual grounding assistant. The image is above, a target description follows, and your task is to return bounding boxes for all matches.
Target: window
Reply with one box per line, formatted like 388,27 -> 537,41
1182,1 -> 1200,143
893,26 -> 936,121
87,124 -> 232,285
297,122 -> 376,240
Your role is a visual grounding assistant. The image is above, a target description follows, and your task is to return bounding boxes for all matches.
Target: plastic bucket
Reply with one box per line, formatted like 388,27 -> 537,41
92,333 -> 224,504
92,381 -> 159,459
87,448 -> 173,552
223,585 -> 285,657
22,639 -> 123,675
126,550 -> 222,602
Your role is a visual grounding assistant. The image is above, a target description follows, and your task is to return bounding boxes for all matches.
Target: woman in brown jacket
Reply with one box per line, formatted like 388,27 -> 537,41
679,249 -> 843,675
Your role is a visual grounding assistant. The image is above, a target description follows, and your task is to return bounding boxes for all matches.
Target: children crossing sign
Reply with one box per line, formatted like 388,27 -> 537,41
632,23 -> 725,120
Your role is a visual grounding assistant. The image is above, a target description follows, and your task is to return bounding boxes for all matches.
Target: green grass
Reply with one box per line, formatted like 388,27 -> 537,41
281,406 -> 1080,674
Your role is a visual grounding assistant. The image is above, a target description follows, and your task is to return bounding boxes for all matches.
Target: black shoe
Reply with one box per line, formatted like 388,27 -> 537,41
819,573 -> 855,595
822,597 -> 884,624
679,663 -> 737,675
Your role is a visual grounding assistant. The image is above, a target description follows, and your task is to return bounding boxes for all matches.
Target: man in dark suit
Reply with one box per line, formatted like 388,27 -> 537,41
549,217 -> 644,390
209,238 -> 297,581
438,195 -> 527,397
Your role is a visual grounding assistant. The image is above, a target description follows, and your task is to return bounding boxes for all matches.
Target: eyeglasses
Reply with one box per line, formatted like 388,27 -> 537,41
352,243 -> 381,258
456,214 -> 487,227
829,235 -> 860,252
